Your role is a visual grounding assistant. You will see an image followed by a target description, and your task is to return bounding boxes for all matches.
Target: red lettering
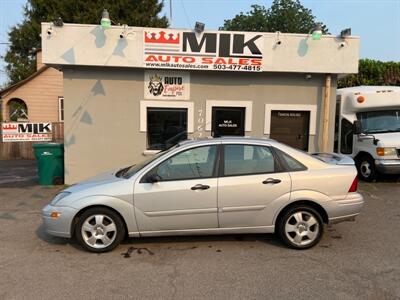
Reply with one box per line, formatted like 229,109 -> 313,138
201,57 -> 213,64
145,55 -> 158,62
173,56 -> 182,62
158,55 -> 171,62
214,58 -> 227,64
250,59 -> 262,66
238,58 -> 249,65
182,56 -> 195,63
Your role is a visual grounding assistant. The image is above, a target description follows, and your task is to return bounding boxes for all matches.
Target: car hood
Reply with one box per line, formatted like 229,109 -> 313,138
65,169 -> 123,193
374,132 -> 400,147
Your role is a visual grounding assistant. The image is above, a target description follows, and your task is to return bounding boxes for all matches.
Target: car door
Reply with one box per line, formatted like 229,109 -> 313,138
134,144 -> 219,233
217,143 -> 291,228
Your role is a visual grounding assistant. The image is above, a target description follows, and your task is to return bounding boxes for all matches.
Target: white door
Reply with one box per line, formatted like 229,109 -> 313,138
134,145 -> 219,232
218,144 -> 291,228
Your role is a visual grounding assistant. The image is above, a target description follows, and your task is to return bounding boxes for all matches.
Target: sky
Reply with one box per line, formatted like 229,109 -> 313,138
0,0 -> 399,86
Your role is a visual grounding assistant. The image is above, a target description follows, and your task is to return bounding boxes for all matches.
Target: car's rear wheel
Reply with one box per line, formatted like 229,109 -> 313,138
356,155 -> 377,182
75,207 -> 125,253
277,205 -> 323,249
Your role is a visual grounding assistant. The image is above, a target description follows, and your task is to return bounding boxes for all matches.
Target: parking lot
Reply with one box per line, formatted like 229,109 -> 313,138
0,160 -> 399,299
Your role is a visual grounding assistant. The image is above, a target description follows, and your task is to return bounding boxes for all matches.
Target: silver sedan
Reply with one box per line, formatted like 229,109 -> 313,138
42,137 -> 364,252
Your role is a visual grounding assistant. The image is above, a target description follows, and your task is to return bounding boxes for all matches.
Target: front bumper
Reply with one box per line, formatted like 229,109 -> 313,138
322,193 -> 364,224
42,204 -> 78,238
375,159 -> 400,174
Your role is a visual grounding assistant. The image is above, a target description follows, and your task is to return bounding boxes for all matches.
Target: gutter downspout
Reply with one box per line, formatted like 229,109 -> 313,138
321,74 -> 331,152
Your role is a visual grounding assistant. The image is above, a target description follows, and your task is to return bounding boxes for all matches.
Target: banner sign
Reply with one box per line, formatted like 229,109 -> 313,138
144,70 -> 190,100
143,30 -> 263,72
1,123 -> 52,142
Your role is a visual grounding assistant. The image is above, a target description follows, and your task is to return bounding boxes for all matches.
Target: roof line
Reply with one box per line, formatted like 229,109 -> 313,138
0,66 -> 49,98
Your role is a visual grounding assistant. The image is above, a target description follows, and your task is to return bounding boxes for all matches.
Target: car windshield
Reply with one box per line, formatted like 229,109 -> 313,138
357,110 -> 400,134
116,144 -> 179,179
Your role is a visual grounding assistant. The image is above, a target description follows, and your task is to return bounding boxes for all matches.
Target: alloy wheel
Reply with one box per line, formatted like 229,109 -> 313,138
284,211 -> 320,247
81,214 -> 117,249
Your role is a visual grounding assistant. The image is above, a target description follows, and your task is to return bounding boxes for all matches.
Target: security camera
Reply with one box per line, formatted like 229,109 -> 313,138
119,32 -> 125,39
340,42 -> 346,47
47,28 -> 53,35
276,40 -> 282,45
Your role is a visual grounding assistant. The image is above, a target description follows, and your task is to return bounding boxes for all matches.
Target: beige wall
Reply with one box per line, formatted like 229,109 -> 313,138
63,67 -> 337,184
1,67 -> 63,122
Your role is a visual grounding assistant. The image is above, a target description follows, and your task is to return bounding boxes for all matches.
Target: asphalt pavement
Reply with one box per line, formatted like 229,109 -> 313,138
0,160 -> 399,299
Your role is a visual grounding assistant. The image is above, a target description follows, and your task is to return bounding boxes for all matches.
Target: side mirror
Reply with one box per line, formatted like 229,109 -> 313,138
353,120 -> 362,135
147,174 -> 161,183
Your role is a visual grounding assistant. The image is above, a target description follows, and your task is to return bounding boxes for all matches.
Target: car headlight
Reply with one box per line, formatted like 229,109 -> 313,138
376,147 -> 397,156
51,191 -> 71,205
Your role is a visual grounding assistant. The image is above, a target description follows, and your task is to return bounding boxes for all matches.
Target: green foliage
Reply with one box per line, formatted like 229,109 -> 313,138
4,0 -> 168,84
221,0 -> 328,34
338,59 -> 400,88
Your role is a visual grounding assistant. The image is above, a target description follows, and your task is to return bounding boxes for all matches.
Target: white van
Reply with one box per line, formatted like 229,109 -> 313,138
335,86 -> 400,181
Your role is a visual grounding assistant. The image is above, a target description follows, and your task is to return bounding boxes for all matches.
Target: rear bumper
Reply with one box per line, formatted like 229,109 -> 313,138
323,193 -> 364,224
375,159 -> 400,174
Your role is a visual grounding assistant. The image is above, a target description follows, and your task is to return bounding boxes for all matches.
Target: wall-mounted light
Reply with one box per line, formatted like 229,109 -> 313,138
340,28 -> 351,38
47,25 -> 53,36
101,9 -> 111,29
310,23 -> 322,40
194,22 -> 205,33
53,17 -> 63,27
119,24 -> 135,38
275,31 -> 282,45
338,28 -> 351,48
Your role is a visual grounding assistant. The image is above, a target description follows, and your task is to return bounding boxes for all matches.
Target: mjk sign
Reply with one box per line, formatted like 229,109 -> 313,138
2,122 -> 52,142
144,30 -> 263,72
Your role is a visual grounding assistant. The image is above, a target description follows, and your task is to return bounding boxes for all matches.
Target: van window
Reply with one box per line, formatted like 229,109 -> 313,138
340,118 -> 353,154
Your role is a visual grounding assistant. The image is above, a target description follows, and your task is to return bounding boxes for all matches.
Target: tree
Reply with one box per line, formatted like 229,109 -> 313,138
338,59 -> 400,88
3,0 -> 168,85
221,0 -> 328,34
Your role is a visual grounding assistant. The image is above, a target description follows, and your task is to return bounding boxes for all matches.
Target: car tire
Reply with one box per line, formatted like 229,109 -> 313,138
277,205 -> 323,250
356,155 -> 377,182
75,207 -> 126,253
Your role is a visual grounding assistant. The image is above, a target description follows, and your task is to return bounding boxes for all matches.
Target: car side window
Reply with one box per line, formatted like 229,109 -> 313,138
148,145 -> 218,181
223,144 -> 276,176
273,147 -> 307,171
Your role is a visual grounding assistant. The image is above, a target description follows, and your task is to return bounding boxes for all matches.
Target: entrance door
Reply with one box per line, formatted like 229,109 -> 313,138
270,110 -> 310,151
212,107 -> 245,137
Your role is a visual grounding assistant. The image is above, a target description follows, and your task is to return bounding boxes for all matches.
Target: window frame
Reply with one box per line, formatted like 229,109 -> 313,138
58,97 -> 64,122
146,107 -> 188,150
219,144 -> 286,178
140,144 -> 221,183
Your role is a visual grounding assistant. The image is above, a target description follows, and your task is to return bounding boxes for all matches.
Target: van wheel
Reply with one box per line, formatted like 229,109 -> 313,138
75,207 -> 125,253
356,155 -> 377,182
277,205 -> 323,249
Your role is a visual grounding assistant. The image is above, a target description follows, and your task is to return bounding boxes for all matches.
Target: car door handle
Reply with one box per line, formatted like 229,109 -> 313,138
191,184 -> 210,190
262,178 -> 281,184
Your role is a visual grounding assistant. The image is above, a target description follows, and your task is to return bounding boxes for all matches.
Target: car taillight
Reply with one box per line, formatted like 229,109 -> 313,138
348,176 -> 358,193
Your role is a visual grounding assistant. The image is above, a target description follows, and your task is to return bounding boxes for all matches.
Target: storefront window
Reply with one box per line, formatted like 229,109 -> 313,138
147,107 -> 188,150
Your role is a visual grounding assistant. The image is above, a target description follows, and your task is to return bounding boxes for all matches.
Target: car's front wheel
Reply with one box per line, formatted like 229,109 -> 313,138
277,205 -> 323,249
75,207 -> 125,253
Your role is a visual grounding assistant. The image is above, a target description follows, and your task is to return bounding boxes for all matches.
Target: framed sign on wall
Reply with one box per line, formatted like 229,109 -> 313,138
144,70 -> 190,100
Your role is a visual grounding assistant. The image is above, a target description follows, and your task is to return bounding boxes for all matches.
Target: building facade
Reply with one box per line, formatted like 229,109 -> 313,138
41,23 -> 360,183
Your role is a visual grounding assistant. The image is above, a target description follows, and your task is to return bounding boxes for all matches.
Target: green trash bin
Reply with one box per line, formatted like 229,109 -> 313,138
33,143 -> 64,185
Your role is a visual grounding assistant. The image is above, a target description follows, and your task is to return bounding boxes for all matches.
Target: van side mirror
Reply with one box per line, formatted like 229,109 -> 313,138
147,174 -> 161,183
353,120 -> 362,135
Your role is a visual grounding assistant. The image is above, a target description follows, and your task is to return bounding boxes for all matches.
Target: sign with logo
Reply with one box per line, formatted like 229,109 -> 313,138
143,30 -> 263,72
1,123 -> 52,142
144,70 -> 190,100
